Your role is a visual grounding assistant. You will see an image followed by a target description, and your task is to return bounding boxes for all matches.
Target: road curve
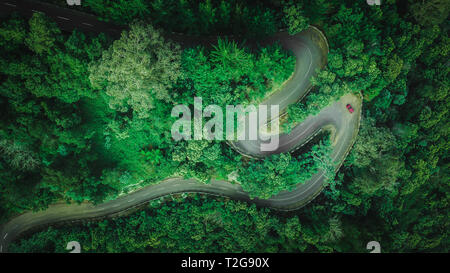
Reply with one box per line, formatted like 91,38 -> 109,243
0,0 -> 362,252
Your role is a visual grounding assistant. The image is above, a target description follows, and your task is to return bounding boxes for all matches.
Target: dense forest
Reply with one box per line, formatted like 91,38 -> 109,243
1,0 -> 449,252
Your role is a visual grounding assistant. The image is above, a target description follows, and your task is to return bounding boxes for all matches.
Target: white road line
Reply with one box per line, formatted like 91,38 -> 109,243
112,204 -> 120,208
82,23 -> 93,27
4,3 -> 17,7
127,198 -> 135,203
57,16 -> 70,21
32,9 -> 44,14
3,233 -> 7,239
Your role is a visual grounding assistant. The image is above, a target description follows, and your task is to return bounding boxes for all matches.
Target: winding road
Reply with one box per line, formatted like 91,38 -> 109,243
0,0 -> 362,252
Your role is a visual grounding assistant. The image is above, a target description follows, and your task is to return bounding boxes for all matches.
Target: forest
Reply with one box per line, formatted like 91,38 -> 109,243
1,0 -> 449,252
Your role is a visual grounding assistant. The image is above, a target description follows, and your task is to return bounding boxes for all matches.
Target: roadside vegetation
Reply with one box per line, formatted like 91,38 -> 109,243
1,0 -> 449,252
44,0 -> 283,37
0,12 -> 297,220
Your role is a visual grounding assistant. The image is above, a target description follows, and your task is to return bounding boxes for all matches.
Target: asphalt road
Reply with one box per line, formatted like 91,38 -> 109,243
0,0 -> 124,36
0,0 -> 362,252
230,27 -> 329,157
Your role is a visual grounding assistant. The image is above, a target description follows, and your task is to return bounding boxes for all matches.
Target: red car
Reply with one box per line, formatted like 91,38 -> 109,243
346,104 -> 354,113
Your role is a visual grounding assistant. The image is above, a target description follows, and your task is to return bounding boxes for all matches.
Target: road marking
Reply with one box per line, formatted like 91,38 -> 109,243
4,2 -> 17,7
127,198 -> 135,203
112,204 -> 120,208
3,233 -> 7,239
32,9 -> 44,14
57,16 -> 70,21
82,22 -> 93,27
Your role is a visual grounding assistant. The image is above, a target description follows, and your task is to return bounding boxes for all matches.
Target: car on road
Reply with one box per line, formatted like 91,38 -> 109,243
346,104 -> 354,113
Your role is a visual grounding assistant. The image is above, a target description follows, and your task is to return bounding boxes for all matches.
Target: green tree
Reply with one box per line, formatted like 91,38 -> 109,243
89,21 -> 182,119
25,13 -> 60,55
409,0 -> 450,26
283,2 -> 309,35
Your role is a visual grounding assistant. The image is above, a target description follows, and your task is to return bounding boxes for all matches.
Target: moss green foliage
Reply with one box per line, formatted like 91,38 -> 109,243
283,1 -> 310,35
0,13 -> 116,218
180,39 -> 295,106
283,0 -> 445,130
89,21 -> 182,118
409,0 -> 450,26
2,0 -> 449,253
8,195 -> 354,253
0,11 -> 296,221
238,139 -> 334,199
46,0 -> 281,37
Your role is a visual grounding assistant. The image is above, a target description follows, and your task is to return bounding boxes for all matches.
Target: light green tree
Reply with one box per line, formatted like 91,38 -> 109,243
283,2 -> 309,35
89,22 -> 182,119
25,13 -> 60,55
